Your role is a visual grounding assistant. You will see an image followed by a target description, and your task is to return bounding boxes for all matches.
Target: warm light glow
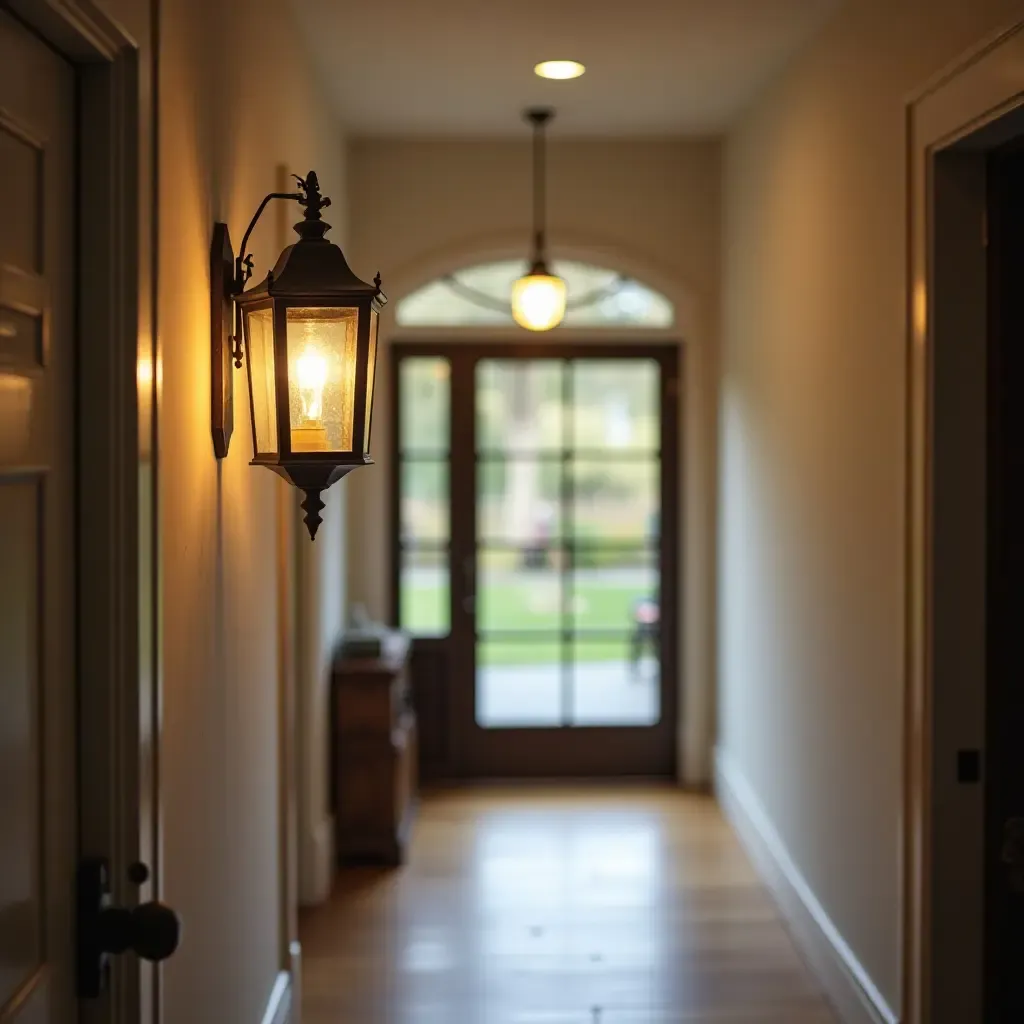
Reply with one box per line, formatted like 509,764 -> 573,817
534,60 -> 585,80
137,358 -> 154,389
511,273 -> 567,331
296,343 -> 328,422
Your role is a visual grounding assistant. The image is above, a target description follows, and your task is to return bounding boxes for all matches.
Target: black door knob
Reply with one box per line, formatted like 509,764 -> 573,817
130,901 -> 181,962
98,900 -> 181,962
78,857 -> 182,998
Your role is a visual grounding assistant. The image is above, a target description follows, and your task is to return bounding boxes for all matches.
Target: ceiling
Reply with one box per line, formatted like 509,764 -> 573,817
292,0 -> 840,137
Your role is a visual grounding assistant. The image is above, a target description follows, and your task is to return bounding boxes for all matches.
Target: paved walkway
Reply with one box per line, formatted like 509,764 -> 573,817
477,659 -> 659,727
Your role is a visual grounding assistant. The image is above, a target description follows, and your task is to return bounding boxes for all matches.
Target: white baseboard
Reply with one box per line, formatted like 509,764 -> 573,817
288,941 -> 303,1024
260,971 -> 292,1024
299,814 -> 334,907
714,748 -> 898,1024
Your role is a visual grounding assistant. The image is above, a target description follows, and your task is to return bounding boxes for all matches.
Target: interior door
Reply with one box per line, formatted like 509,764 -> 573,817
0,9 -> 77,1020
394,344 -> 679,779
984,142 -> 1024,1021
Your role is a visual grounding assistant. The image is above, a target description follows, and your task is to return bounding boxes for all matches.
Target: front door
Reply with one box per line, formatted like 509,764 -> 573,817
394,344 -> 679,778
0,9 -> 77,1021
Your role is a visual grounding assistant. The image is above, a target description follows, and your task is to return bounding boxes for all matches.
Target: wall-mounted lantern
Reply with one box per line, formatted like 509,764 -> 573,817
211,171 -> 386,539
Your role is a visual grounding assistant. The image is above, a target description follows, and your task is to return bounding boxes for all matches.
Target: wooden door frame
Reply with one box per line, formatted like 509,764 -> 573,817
3,2 -> 152,1021
905,19 -> 1024,1024
390,340 -> 681,780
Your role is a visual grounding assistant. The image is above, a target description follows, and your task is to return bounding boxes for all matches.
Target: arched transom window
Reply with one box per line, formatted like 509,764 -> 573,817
395,259 -> 674,328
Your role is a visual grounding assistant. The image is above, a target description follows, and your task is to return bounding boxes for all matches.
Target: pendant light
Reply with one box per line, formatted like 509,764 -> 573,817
511,107 -> 567,332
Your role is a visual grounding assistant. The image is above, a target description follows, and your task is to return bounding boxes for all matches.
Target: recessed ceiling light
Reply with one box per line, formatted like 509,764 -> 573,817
534,60 -> 585,81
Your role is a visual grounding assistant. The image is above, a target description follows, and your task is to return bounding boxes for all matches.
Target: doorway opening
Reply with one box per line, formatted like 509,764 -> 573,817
907,22 -> 1024,1024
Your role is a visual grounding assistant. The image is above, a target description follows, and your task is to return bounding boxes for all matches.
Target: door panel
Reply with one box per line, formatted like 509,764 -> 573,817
0,480 -> 43,1008
394,344 -> 679,779
0,10 -> 75,1021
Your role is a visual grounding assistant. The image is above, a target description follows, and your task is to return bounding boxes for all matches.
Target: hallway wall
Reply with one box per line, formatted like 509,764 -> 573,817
718,0 -> 1023,1014
344,137 -> 722,782
90,0 -> 348,1018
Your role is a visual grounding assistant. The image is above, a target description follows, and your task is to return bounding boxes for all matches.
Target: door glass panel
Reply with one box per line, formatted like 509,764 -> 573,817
472,356 -> 665,733
476,638 -> 563,728
400,547 -> 449,637
570,638 -> 660,726
569,549 -> 657,632
477,457 -> 562,544
400,357 -> 450,453
393,353 -> 670,741
570,459 -> 659,544
477,546 -> 564,633
397,357 -> 451,637
572,360 -> 659,451
477,360 -> 564,451
400,461 -> 449,543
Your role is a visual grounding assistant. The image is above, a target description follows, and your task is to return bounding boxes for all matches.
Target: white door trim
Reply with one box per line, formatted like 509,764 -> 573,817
905,19 -> 1024,1024
4,2 -> 151,1022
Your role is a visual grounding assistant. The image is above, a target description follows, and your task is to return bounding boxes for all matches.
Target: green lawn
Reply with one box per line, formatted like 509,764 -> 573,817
401,578 -> 654,666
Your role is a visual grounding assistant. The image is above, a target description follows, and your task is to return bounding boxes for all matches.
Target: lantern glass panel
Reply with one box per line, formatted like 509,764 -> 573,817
286,306 -> 359,453
364,308 -> 379,454
246,305 -> 278,455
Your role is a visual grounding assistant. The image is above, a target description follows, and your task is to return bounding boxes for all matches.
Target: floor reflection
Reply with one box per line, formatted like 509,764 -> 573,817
301,787 -> 836,1024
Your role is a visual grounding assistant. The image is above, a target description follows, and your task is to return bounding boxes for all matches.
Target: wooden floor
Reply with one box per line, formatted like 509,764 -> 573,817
300,787 -> 837,1023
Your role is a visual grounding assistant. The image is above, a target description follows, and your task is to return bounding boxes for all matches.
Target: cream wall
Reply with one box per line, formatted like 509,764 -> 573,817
718,0 -> 1023,1013
344,137 -> 722,782
89,0 -> 349,1018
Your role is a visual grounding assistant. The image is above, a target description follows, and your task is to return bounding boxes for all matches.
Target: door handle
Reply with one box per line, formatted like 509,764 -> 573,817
1000,817 -> 1024,893
78,858 -> 182,998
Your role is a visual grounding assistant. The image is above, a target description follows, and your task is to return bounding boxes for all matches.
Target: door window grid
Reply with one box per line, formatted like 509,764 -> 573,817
473,359 -> 662,728
395,353 -> 666,727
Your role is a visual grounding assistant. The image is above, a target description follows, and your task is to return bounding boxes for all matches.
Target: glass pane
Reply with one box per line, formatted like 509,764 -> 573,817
570,551 -> 658,632
363,308 -> 379,454
400,548 -> 449,637
477,547 -> 563,633
570,459 -> 659,544
245,305 -> 277,455
395,259 -> 674,329
400,357 -> 449,453
400,461 -> 449,543
569,637 -> 660,726
564,279 -> 674,328
477,360 -> 563,451
285,306 -> 359,452
476,639 -> 562,728
572,360 -> 659,451
477,458 -> 562,544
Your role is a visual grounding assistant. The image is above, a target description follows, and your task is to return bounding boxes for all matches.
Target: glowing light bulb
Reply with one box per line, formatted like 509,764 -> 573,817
296,344 -> 328,422
511,272 -> 567,331
534,60 -> 585,80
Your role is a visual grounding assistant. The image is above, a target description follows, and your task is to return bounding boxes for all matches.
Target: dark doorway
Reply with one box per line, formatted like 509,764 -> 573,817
984,141 -> 1024,1021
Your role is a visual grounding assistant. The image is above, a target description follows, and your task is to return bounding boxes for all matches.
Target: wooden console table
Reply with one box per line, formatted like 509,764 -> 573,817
331,635 -> 417,866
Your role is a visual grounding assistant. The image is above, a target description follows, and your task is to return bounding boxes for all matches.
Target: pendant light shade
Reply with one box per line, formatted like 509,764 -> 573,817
512,108 -> 566,332
511,268 -> 566,331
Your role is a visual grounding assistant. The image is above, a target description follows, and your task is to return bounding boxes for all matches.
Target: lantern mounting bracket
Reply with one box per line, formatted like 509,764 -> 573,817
211,174 -> 335,457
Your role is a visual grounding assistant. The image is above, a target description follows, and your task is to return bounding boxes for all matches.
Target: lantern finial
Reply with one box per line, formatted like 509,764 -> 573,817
300,489 -> 326,541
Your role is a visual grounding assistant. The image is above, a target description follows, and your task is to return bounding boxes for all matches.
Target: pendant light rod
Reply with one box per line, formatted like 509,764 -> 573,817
525,106 -> 554,267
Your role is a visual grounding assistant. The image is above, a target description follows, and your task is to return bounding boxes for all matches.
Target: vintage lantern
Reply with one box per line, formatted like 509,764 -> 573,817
211,171 -> 386,539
